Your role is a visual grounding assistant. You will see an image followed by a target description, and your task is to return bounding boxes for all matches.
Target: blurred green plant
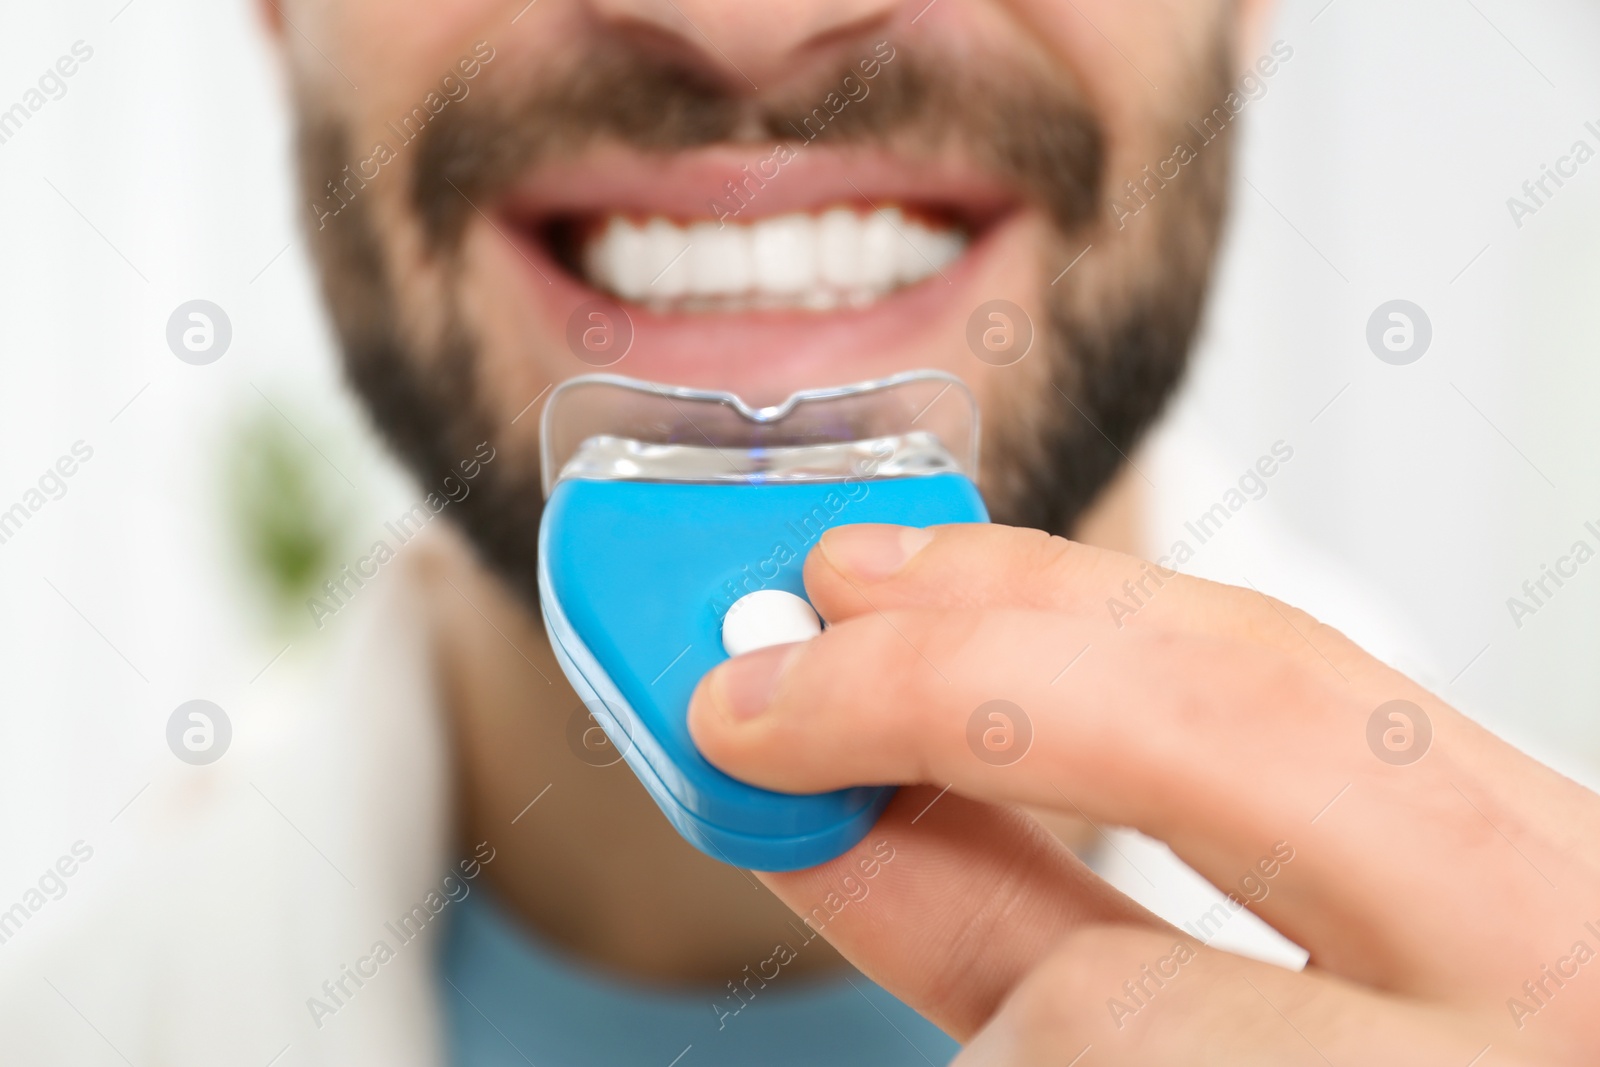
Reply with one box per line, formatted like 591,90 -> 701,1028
222,398 -> 360,632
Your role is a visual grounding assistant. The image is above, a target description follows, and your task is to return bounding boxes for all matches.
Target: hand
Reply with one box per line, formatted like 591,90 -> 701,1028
688,523 -> 1600,1065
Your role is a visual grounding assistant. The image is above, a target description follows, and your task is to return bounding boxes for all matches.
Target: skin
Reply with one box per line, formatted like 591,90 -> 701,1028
261,0 -> 1600,1061
408,460 -> 1136,985
258,0 -> 1243,986
262,0 -> 1256,501
687,524 -> 1600,1063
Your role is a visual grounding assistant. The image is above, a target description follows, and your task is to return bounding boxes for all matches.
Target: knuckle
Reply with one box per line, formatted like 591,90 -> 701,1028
814,607 -> 924,674
1236,643 -> 1340,725
1006,926 -> 1152,1039
966,524 -> 1085,597
805,609 -> 939,715
1138,634 -> 1328,735
808,608 -> 985,783
1178,972 -> 1343,1059
1027,529 -> 1088,584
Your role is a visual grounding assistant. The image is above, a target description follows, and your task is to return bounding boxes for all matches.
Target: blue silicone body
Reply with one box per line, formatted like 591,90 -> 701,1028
537,472 -> 988,871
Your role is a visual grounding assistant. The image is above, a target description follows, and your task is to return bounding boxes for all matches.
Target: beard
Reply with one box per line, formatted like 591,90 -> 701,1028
293,32 -> 1234,612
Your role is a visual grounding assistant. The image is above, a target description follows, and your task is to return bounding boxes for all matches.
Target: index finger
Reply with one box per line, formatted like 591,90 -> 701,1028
803,523 -> 1388,693
688,606 -> 1576,1001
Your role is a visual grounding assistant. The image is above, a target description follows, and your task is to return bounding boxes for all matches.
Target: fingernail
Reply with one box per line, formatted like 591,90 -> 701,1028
712,643 -> 804,721
821,524 -> 934,582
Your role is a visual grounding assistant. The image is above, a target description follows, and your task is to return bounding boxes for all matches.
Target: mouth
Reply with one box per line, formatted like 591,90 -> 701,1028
551,203 -> 966,314
493,146 -> 1032,394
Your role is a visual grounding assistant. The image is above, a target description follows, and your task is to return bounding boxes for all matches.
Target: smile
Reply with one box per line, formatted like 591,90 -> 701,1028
491,146 -> 1030,394
568,204 -> 965,315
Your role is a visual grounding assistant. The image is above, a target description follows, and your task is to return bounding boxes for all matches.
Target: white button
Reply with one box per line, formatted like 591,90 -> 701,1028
722,590 -> 822,657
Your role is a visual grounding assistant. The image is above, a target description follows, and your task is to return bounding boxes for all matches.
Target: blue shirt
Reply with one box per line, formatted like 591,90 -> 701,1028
440,885 -> 959,1066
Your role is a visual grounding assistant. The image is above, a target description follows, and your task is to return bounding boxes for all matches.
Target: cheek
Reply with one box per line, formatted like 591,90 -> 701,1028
1006,0 -> 1229,161
963,213 -> 1054,398
458,223 -> 570,427
314,0 -> 497,93
961,216 -> 1085,501
310,0 -> 578,146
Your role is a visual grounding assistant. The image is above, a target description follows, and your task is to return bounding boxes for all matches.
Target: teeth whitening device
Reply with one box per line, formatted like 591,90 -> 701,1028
537,370 -> 989,871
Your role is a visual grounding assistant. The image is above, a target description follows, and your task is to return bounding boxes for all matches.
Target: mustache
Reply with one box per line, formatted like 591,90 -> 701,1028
409,37 -> 1105,252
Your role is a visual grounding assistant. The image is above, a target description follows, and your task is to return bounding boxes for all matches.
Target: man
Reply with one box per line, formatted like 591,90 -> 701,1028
147,0 -> 1600,1063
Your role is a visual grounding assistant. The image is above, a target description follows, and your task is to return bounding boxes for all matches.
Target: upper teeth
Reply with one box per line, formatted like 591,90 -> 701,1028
581,206 -> 966,312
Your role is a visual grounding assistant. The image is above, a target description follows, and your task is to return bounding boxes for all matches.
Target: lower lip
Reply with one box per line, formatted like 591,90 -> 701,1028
500,212 -> 1021,402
